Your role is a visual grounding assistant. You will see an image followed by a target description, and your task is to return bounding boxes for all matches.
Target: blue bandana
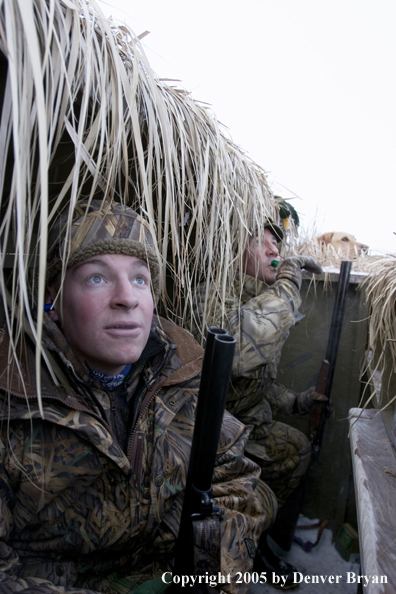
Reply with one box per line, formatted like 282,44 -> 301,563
91,364 -> 131,390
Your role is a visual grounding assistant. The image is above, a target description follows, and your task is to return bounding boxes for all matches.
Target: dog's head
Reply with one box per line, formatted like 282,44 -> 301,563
318,232 -> 369,257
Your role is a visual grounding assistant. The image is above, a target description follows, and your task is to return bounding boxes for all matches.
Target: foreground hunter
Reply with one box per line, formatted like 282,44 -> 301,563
0,202 -> 265,594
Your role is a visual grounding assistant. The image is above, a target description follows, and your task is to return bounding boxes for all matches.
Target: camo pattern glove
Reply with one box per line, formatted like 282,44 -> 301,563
297,385 -> 329,413
277,256 -> 323,290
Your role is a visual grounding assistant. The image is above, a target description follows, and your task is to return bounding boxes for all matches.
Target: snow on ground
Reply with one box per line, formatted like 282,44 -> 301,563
249,516 -> 361,593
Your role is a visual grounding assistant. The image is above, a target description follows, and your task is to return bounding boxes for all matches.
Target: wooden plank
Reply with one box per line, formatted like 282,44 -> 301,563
349,407 -> 396,593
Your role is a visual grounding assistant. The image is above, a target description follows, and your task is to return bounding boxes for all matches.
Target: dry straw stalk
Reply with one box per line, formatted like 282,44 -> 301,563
0,0 -> 278,410
358,254 -> 396,412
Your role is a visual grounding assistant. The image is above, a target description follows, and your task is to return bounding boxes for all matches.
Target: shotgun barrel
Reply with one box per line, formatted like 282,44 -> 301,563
172,326 -> 236,590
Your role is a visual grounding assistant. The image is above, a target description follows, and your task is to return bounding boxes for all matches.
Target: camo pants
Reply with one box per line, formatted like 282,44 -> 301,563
254,478 -> 279,533
244,421 -> 311,509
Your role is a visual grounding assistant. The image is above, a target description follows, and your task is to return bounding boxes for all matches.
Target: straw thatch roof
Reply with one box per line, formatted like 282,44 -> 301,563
0,0 -> 280,401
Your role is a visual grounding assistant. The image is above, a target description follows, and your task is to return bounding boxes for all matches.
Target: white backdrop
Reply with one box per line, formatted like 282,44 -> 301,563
99,0 -> 396,254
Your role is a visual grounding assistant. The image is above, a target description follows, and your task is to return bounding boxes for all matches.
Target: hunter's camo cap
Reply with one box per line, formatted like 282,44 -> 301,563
47,201 -> 160,299
264,220 -> 284,243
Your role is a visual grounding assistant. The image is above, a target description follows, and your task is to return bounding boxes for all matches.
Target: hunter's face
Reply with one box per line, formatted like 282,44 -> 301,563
47,253 -> 154,374
243,228 -> 280,285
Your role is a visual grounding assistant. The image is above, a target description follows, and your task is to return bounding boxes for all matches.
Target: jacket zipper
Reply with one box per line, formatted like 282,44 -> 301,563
127,348 -> 172,486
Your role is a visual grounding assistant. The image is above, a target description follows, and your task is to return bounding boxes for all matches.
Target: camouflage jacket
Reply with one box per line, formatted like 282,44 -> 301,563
0,316 -> 264,594
193,274 -> 311,438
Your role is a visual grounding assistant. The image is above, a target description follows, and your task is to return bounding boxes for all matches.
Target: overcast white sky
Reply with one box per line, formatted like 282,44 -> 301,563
99,0 -> 396,254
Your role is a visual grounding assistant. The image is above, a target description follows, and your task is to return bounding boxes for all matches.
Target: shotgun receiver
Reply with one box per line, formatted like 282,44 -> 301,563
172,327 -> 236,592
308,260 -> 352,464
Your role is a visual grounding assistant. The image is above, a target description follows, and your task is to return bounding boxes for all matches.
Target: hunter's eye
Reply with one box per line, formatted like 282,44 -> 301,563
133,276 -> 147,285
88,275 -> 104,284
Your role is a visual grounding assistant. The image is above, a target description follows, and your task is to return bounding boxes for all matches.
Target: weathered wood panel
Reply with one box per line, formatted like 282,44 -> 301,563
350,407 -> 396,594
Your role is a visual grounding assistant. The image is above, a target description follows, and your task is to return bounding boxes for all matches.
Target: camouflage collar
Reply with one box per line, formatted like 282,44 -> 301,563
234,272 -> 269,302
0,316 -> 203,403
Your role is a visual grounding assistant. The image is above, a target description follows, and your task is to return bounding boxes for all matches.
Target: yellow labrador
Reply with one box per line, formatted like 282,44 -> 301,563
318,232 -> 369,257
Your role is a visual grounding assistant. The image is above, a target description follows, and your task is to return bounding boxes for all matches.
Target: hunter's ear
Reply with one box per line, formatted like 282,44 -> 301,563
45,286 -> 60,322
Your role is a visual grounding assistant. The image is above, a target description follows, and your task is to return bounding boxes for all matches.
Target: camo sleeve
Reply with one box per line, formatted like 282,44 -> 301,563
224,278 -> 302,379
265,382 -> 299,415
211,411 -> 267,594
265,383 -> 316,416
149,412 -> 266,594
